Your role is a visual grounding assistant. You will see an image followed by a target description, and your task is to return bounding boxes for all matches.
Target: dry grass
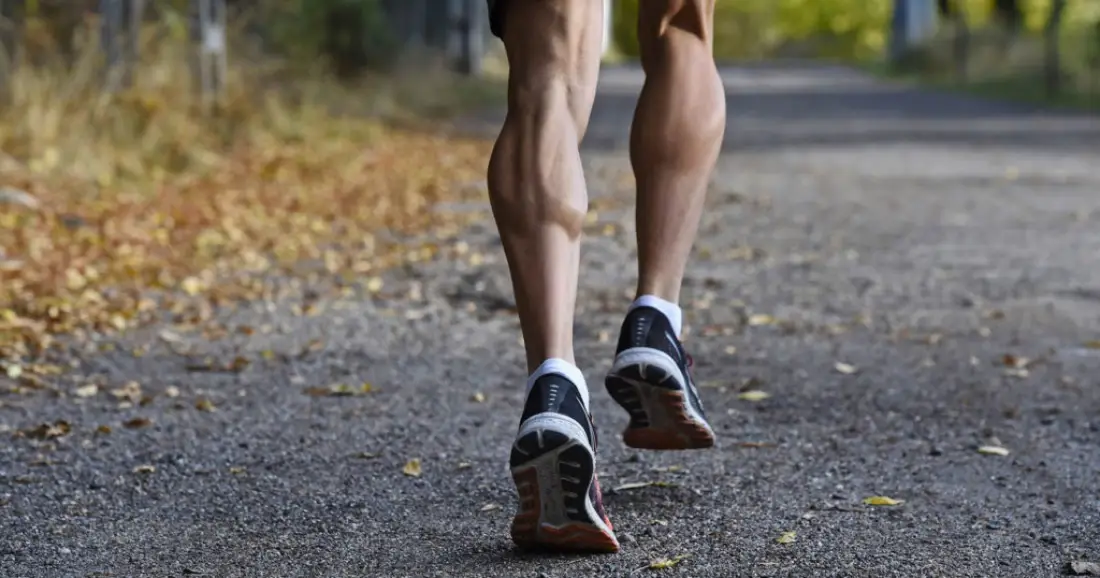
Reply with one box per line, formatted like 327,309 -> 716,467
0,14 -> 501,367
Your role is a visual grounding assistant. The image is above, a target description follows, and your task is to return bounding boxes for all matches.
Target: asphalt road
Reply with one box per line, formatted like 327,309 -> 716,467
3,64 -> 1100,578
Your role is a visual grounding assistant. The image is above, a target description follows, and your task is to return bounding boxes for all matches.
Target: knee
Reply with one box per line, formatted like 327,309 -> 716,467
638,0 -> 715,61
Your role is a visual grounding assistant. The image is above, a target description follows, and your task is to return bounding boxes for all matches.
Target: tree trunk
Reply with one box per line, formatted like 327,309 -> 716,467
1044,0 -> 1067,97
993,0 -> 1022,35
951,0 -> 969,81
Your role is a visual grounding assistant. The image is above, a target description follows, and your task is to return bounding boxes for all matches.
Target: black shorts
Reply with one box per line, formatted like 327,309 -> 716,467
487,0 -> 505,38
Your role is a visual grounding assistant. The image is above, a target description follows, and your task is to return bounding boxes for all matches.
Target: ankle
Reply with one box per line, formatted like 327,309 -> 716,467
527,358 -> 589,408
629,295 -> 683,338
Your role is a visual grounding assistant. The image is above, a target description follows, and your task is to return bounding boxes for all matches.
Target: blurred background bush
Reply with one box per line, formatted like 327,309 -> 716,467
614,0 -> 1098,109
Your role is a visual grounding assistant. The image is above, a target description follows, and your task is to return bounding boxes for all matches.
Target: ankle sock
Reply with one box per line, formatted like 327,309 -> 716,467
526,358 -> 589,409
630,295 -> 683,338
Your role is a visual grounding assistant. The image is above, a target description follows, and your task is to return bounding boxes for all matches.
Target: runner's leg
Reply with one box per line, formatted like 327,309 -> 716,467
488,0 -> 618,553
605,0 -> 726,451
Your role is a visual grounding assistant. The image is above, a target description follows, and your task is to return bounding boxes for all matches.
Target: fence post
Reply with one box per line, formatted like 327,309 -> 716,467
0,0 -> 23,99
1043,0 -> 1067,97
457,0 -> 483,75
191,0 -> 227,109
101,0 -> 145,92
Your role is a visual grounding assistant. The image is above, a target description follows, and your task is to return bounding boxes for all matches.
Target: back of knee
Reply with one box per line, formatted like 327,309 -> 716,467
638,0 -> 715,58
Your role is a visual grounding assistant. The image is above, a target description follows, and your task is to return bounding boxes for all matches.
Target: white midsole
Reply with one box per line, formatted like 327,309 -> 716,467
609,347 -> 713,435
511,413 -> 613,539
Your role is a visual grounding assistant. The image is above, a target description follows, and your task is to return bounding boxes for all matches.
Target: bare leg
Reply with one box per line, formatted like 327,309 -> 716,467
602,0 -> 725,451
492,0 -> 620,553
487,0 -> 603,373
632,0 -> 726,307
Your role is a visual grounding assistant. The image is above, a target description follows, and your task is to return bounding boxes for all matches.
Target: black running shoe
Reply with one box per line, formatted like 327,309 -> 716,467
508,373 -> 619,553
604,306 -> 716,450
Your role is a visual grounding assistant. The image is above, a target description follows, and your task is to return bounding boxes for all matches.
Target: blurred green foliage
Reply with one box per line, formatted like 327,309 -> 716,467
612,0 -> 1100,62
255,0 -> 398,75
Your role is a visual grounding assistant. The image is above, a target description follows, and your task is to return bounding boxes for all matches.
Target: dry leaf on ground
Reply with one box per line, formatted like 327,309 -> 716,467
403,458 -> 422,477
738,390 -> 770,402
977,445 -> 1010,456
776,531 -> 797,544
863,496 -> 904,506
834,362 -> 858,374
649,554 -> 689,570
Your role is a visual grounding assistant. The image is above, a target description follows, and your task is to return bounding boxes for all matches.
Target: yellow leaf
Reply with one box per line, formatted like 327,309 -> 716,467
195,398 -> 216,412
834,362 -> 858,375
180,276 -> 203,296
366,277 -> 384,293
748,314 -> 775,326
229,467 -> 246,475
403,458 -> 422,477
776,531 -> 797,544
471,392 -> 486,403
977,445 -> 1010,456
863,495 -> 903,506
649,554 -> 689,570
74,384 -> 98,398
738,390 -> 770,402
133,464 -> 156,474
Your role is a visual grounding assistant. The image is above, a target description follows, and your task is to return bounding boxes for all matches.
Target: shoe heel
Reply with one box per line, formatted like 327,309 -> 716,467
509,416 -> 618,553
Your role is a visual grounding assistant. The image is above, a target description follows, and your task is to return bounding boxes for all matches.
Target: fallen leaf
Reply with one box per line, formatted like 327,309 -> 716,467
471,392 -> 486,403
229,467 -> 246,475
20,421 -> 71,439
738,390 -> 770,402
834,362 -> 858,375
649,554 -> 689,570
480,503 -> 501,512
863,495 -> 903,506
1068,561 -> 1100,576
194,398 -> 216,412
613,481 -> 656,492
96,425 -> 112,434
776,531 -> 797,544
133,464 -> 156,474
737,441 -> 775,449
165,386 -> 181,398
74,384 -> 99,398
123,417 -> 152,429
748,314 -> 775,326
977,445 -> 1010,456
456,462 -> 471,470
1084,341 -> 1100,350
4,364 -> 22,379
403,458 -> 422,477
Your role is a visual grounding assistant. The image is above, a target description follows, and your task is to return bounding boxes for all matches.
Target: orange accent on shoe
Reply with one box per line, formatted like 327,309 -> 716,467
510,467 -> 619,553
621,390 -> 715,450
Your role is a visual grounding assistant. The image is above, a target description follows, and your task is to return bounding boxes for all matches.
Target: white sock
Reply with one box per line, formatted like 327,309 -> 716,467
526,358 -> 589,409
630,295 -> 683,338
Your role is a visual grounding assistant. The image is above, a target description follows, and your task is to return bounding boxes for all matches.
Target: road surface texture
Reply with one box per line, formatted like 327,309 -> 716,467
3,64 -> 1100,578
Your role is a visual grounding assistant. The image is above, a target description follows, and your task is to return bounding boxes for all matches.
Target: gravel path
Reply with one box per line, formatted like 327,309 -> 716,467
3,63 -> 1099,578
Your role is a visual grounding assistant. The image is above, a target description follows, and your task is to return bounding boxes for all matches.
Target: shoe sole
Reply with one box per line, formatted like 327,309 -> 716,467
509,413 -> 619,553
606,347 -> 716,450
